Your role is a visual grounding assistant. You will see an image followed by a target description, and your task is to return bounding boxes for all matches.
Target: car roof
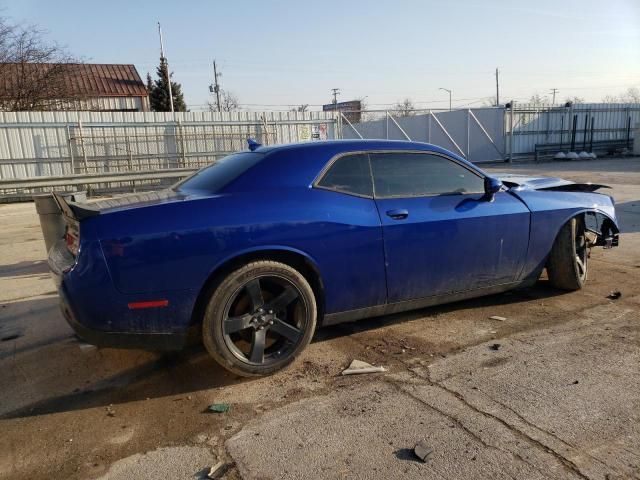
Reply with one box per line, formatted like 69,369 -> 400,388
223,139 -> 485,194
253,139 -> 455,155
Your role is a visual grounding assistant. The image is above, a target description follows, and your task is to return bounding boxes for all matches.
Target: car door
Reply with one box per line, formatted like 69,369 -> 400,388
370,151 -> 530,303
313,152 -> 388,313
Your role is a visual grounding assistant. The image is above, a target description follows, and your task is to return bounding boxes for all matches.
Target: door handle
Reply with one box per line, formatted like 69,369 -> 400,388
386,209 -> 409,220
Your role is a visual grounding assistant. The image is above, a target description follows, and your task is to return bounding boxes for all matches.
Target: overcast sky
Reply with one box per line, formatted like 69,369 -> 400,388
2,0 -> 639,110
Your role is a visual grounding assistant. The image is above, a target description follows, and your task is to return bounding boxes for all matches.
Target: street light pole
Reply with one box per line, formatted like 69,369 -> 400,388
157,22 -> 174,113
439,88 -> 452,111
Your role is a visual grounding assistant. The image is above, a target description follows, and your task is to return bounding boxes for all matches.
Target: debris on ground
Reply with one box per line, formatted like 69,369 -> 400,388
606,291 -> 622,300
489,315 -> 507,321
414,440 -> 433,462
207,403 -> 230,413
571,380 -> 579,385
1,333 -> 22,342
341,359 -> 387,375
489,343 -> 501,351
78,342 -> 97,352
207,461 -> 230,479
106,404 -> 116,417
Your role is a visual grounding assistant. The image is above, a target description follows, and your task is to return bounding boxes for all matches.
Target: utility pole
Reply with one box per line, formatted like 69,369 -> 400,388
550,88 -> 559,105
495,67 -> 500,107
331,88 -> 340,105
211,60 -> 222,112
157,22 -> 174,113
439,88 -> 452,111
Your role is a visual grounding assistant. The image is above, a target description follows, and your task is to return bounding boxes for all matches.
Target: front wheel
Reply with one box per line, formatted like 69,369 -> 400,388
202,261 -> 317,377
547,216 -> 588,290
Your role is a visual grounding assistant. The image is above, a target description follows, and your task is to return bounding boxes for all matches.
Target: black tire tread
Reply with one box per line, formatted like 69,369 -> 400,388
547,217 -> 586,291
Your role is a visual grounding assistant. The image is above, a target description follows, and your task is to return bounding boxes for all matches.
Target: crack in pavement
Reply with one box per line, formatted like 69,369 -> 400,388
385,378 -> 550,480
473,385 -> 612,473
401,365 -> 592,480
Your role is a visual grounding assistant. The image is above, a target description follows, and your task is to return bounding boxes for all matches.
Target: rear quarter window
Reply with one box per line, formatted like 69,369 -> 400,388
316,153 -> 373,197
174,152 -> 264,193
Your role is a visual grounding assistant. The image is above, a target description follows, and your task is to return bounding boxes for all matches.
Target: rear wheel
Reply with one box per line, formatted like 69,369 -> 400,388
202,261 -> 317,377
547,216 -> 588,290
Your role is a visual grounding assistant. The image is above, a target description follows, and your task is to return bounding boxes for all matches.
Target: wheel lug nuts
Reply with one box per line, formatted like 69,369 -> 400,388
269,320 -> 274,325
268,310 -> 273,314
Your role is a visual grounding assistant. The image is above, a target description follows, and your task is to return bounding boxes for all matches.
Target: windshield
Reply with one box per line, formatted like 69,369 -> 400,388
173,152 -> 264,194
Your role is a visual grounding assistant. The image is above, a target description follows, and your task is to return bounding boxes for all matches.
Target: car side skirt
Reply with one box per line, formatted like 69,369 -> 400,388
322,279 -> 533,326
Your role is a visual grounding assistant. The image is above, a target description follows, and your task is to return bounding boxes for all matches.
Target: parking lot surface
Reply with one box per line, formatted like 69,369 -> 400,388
1,157 -> 639,480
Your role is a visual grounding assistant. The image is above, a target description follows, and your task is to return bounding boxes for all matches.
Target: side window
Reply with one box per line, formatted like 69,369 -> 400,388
317,153 -> 373,197
369,152 -> 485,198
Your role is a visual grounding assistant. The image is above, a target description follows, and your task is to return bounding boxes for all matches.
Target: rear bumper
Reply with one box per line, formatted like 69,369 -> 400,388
57,286 -> 188,351
48,239 -> 191,351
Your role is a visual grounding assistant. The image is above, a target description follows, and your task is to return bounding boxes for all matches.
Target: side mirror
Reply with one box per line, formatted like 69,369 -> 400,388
483,177 -> 503,201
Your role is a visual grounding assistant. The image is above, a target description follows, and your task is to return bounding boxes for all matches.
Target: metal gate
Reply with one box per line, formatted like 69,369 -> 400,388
340,108 -> 506,163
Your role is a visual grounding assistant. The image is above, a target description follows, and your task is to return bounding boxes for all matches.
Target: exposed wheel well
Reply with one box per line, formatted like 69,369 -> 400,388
191,250 -> 325,327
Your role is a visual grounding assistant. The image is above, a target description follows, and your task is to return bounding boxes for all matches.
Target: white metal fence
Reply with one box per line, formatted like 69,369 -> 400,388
0,110 -> 337,180
340,108 -> 505,163
340,103 -> 639,162
507,103 -> 639,157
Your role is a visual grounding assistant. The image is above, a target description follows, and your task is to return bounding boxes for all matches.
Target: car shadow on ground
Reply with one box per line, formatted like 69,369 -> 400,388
1,280 -> 570,420
315,280 -> 568,342
0,259 -> 49,278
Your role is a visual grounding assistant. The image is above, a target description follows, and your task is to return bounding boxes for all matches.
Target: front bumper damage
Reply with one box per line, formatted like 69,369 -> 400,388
585,211 -> 619,249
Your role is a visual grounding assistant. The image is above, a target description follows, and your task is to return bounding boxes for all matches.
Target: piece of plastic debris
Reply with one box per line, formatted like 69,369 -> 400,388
606,291 -> 621,300
341,359 -> 387,375
207,461 -> 229,479
489,315 -> 507,321
106,405 -> 116,417
489,343 -> 501,351
78,342 -> 97,352
571,380 -> 579,385
414,440 -> 433,462
207,403 -> 230,413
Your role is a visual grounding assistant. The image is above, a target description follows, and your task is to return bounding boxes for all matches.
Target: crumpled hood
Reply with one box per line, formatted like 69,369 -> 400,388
495,173 -> 610,193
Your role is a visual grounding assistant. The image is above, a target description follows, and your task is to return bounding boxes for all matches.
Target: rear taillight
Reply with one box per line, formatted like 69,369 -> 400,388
65,222 -> 80,256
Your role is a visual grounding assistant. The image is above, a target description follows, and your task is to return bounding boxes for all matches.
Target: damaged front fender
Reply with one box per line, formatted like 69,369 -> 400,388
585,211 -> 619,249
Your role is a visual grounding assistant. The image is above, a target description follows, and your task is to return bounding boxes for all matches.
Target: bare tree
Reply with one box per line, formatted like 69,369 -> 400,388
564,96 -> 585,104
393,98 -> 415,117
208,89 -> 240,112
482,96 -> 500,107
601,87 -> 640,103
0,17 -> 84,111
528,94 -> 549,107
290,104 -> 309,112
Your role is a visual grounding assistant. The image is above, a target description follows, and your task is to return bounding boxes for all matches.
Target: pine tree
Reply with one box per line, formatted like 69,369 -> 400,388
148,57 -> 186,112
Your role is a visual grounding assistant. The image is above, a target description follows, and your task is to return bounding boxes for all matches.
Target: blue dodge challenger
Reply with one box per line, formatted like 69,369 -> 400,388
49,140 -> 619,376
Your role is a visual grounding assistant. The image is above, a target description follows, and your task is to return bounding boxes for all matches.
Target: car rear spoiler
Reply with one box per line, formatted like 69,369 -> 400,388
52,192 -> 100,221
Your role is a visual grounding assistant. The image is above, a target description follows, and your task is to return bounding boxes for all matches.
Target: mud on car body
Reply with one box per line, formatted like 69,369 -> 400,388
48,140 -> 619,376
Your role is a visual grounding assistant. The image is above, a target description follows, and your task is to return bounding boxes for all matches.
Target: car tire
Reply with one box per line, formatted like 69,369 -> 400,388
547,216 -> 588,290
202,260 -> 317,377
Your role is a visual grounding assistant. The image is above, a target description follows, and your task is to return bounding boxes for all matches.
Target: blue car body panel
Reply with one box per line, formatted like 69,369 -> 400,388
376,191 -> 530,302
47,139 -> 619,348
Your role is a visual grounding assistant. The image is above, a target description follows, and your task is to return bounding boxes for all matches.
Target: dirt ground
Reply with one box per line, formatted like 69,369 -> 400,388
0,157 -> 638,479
